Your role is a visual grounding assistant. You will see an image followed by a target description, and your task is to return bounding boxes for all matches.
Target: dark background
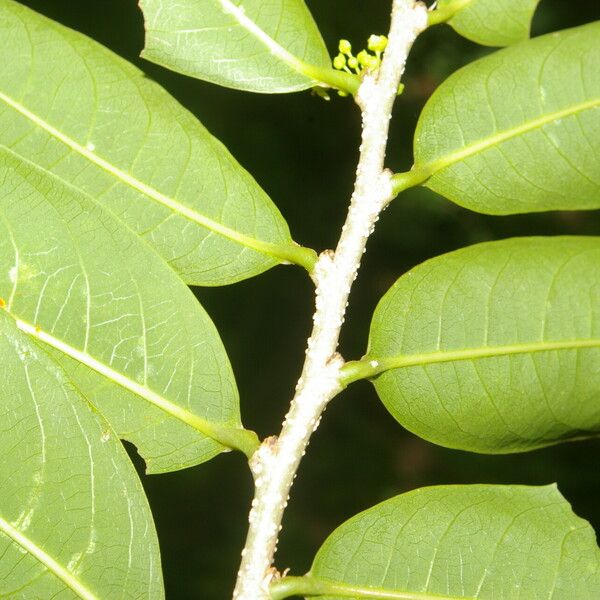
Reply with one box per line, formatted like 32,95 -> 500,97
16,1 -> 600,598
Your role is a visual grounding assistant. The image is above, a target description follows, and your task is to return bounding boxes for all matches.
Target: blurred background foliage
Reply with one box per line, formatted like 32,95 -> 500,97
16,1 -> 600,597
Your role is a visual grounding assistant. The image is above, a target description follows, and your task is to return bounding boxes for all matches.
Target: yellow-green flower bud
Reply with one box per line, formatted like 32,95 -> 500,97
338,39 -> 352,55
347,56 -> 358,70
357,50 -> 378,70
367,34 -> 388,53
333,54 -> 346,70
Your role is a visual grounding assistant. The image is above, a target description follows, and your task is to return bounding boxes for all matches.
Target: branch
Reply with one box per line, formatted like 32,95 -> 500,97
232,3 -> 428,598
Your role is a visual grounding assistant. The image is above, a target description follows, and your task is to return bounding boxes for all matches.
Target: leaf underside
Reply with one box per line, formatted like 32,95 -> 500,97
311,485 -> 600,599
0,311 -> 164,598
0,0 -> 294,286
139,0 -> 331,93
367,237 -> 600,454
0,147 -> 245,473
414,22 -> 600,214
439,0 -> 541,46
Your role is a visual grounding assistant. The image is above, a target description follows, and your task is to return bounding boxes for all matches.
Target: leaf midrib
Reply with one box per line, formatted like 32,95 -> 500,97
418,96 -> 600,177
216,0 -> 309,74
0,515 -> 98,600
272,574 -> 470,600
4,311 -> 255,455
0,89 -> 297,265
370,337 -> 600,376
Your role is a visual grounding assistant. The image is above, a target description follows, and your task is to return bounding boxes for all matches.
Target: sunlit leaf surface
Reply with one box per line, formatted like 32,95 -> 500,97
0,0 -> 297,286
0,148 -> 254,473
368,237 -> 600,453
413,23 -> 600,214
437,0 -> 540,46
140,0 -> 331,93
0,311 -> 163,598
310,485 -> 600,599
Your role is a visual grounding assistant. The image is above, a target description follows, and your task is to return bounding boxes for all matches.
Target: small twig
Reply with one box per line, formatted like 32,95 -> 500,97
232,3 -> 428,598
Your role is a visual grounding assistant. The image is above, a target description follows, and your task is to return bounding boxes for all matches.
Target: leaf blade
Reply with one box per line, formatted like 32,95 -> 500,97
0,311 -> 163,598
307,485 -> 600,600
0,0 -> 303,285
0,146 -> 256,472
412,22 -> 600,214
139,0 -> 332,93
436,0 -> 541,46
367,237 -> 600,453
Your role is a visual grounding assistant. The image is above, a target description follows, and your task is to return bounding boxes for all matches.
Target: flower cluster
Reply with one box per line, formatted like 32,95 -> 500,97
333,35 -> 388,76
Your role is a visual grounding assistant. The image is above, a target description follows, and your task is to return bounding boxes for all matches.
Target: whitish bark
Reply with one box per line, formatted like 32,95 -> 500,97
232,3 -> 428,598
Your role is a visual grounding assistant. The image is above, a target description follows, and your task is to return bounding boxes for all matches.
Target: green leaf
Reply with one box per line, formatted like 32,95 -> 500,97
0,0 -> 314,286
0,147 -> 258,473
405,22 -> 600,215
293,485 -> 600,600
139,0 -> 335,94
0,311 -> 164,598
365,237 -> 600,454
434,0 -> 541,47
